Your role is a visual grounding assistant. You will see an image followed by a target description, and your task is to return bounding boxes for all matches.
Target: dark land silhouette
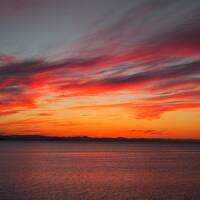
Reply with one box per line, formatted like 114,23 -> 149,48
0,134 -> 199,144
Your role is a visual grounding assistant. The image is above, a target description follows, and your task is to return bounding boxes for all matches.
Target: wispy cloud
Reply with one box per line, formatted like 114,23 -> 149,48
0,0 -> 200,122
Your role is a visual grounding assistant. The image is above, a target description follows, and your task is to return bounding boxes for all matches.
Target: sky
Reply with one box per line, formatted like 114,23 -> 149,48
0,0 -> 200,139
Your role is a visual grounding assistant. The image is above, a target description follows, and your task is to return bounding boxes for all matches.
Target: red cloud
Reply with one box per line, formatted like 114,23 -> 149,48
0,55 -> 200,118
66,101 -> 200,119
1,1 -> 200,119
130,129 -> 165,135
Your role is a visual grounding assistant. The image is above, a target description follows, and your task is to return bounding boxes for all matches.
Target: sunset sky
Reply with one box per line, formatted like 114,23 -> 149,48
0,0 -> 200,139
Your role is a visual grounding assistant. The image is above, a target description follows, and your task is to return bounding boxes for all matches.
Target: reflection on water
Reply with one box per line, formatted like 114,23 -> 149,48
0,142 -> 199,200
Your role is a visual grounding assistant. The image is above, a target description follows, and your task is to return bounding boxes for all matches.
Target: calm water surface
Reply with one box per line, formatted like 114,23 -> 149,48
0,142 -> 199,200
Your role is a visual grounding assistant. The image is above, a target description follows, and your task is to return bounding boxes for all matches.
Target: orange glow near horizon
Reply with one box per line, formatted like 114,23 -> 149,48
1,93 -> 200,139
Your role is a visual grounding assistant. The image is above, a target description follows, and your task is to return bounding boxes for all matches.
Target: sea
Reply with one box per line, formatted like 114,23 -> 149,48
0,141 -> 199,200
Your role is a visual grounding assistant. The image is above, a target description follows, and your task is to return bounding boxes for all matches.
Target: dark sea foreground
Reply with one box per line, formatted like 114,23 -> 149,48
0,141 -> 199,200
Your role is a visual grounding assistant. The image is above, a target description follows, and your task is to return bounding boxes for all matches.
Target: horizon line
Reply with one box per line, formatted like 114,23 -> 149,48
0,134 -> 199,143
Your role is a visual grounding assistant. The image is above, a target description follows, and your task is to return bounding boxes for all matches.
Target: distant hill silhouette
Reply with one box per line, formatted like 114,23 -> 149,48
0,134 -> 199,144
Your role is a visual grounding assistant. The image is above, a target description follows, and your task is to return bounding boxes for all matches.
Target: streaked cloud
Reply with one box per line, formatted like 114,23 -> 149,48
0,0 -> 199,137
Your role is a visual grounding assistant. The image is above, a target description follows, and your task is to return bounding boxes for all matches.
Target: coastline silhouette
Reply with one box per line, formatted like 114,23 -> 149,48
0,134 -> 199,144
